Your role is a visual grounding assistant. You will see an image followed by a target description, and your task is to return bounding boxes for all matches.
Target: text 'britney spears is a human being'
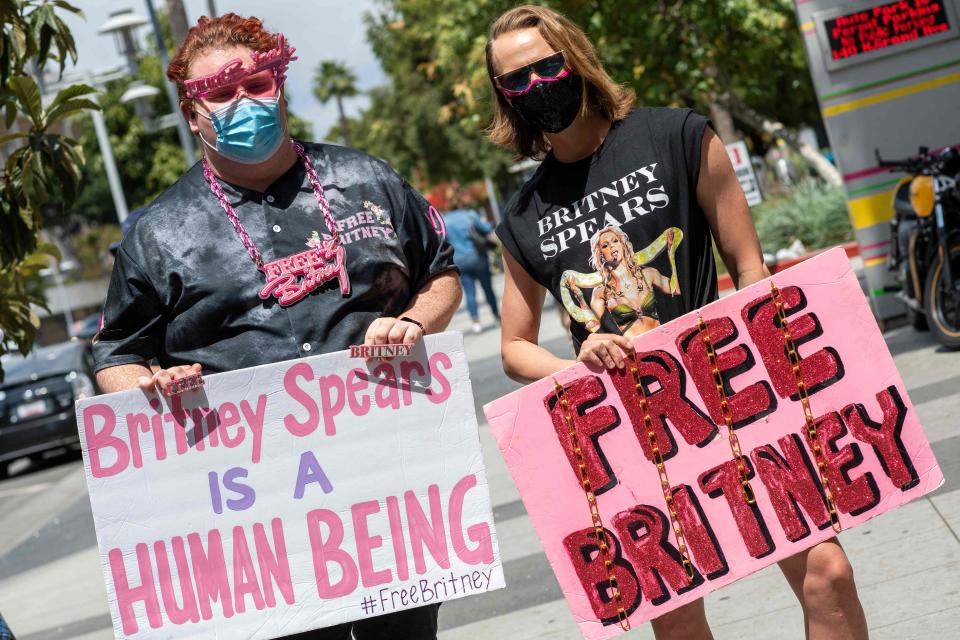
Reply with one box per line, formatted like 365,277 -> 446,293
76,348 -> 501,636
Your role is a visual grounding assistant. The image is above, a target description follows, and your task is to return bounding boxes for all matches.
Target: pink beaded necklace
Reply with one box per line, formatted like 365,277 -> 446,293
202,141 -> 351,306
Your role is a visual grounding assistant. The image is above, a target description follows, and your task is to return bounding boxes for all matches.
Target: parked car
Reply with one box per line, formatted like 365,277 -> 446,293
0,341 -> 97,478
69,313 -> 102,343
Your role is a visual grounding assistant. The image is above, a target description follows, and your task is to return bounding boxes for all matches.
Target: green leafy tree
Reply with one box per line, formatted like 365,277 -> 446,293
68,52 -> 188,226
71,223 -> 120,278
0,0 -> 98,378
328,9 -> 513,190
332,83 -> 511,189
350,0 -> 830,189
286,110 -> 312,141
313,60 -> 358,146
0,247 -> 55,365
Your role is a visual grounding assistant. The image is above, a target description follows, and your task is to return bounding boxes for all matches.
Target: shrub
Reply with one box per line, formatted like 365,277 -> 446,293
752,179 -> 853,252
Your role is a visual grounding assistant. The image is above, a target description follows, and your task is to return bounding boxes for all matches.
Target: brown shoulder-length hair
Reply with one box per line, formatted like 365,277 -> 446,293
485,5 -> 634,159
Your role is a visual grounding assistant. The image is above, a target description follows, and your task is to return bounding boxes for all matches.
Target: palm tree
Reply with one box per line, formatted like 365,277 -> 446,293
313,60 -> 358,146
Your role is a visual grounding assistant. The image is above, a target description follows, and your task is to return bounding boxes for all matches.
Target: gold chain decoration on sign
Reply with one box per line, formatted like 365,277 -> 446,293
627,352 -> 696,582
552,380 -> 631,631
697,316 -> 757,505
769,282 -> 843,533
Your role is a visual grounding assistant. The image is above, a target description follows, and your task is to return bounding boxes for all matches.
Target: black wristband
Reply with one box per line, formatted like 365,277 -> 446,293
400,316 -> 425,332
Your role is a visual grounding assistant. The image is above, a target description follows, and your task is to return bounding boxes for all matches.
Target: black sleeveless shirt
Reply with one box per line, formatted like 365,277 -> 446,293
496,108 -> 717,353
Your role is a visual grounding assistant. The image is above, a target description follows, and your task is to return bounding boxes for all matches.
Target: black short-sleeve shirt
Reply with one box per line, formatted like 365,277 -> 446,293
496,108 -> 716,354
93,141 -> 456,374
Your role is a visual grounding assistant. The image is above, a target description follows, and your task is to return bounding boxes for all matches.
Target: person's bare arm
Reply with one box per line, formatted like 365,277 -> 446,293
501,251 -> 575,383
364,270 -> 463,346
96,362 -> 202,395
501,252 -> 631,382
697,128 -> 771,289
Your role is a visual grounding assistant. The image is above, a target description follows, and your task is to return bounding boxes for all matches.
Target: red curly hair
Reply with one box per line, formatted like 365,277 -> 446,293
167,13 -> 280,102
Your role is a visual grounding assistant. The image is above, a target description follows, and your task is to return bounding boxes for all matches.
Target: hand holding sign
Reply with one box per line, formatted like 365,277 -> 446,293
364,316 -> 424,360
484,248 -> 943,639
577,333 -> 632,370
77,333 -> 503,639
136,362 -> 202,396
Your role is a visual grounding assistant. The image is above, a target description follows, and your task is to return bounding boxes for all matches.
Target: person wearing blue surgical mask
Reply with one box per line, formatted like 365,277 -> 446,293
94,17 -> 461,639
183,40 -> 295,180
195,94 -> 285,164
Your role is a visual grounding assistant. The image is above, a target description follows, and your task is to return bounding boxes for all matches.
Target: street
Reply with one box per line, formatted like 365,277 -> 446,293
1,288 -> 958,640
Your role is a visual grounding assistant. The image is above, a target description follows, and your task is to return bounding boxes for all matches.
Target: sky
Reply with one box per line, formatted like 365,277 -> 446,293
62,0 -> 389,140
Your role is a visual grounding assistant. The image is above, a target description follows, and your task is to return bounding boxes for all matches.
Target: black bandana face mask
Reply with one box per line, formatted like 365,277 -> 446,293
508,72 -> 583,134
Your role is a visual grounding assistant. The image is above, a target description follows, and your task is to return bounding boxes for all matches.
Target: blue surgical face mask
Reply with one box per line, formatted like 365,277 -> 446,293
198,96 -> 285,164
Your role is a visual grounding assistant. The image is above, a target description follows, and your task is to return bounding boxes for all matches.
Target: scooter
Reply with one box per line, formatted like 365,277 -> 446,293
878,146 -> 960,349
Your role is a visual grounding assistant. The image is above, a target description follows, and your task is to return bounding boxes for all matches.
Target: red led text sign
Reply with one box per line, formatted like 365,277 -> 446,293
819,0 -> 956,69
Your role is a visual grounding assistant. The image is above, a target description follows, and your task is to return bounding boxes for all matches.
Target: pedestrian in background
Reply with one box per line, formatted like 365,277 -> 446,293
443,191 -> 501,333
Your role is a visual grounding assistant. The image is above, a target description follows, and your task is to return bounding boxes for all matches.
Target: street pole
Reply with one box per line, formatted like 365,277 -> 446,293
144,0 -> 197,166
87,73 -> 130,224
484,175 -> 501,223
51,265 -> 75,338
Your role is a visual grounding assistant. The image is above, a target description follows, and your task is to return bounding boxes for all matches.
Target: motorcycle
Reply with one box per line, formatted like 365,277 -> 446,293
877,146 -> 960,349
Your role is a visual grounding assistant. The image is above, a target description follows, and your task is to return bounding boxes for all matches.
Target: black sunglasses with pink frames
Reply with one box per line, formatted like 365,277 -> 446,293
495,51 -> 569,97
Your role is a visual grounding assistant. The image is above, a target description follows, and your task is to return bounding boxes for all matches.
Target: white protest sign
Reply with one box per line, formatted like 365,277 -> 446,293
76,332 -> 503,639
726,140 -> 763,206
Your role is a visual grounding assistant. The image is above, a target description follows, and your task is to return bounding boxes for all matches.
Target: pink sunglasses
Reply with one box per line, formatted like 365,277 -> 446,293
495,51 -> 569,97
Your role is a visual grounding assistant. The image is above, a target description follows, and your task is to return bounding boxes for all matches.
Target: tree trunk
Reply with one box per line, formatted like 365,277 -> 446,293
336,95 -> 351,147
703,59 -> 737,143
166,0 -> 189,48
690,47 -> 843,188
793,139 -> 843,188
709,101 -> 737,144
721,96 -> 843,187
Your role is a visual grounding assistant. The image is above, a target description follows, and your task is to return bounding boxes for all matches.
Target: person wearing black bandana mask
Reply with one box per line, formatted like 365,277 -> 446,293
486,5 -> 868,640
502,60 -> 583,133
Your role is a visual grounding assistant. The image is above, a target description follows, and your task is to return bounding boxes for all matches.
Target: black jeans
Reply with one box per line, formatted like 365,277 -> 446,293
282,604 -> 440,640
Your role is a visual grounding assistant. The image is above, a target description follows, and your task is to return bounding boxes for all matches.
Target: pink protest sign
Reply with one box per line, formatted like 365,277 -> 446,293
483,248 -> 943,640
75,332 -> 503,639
